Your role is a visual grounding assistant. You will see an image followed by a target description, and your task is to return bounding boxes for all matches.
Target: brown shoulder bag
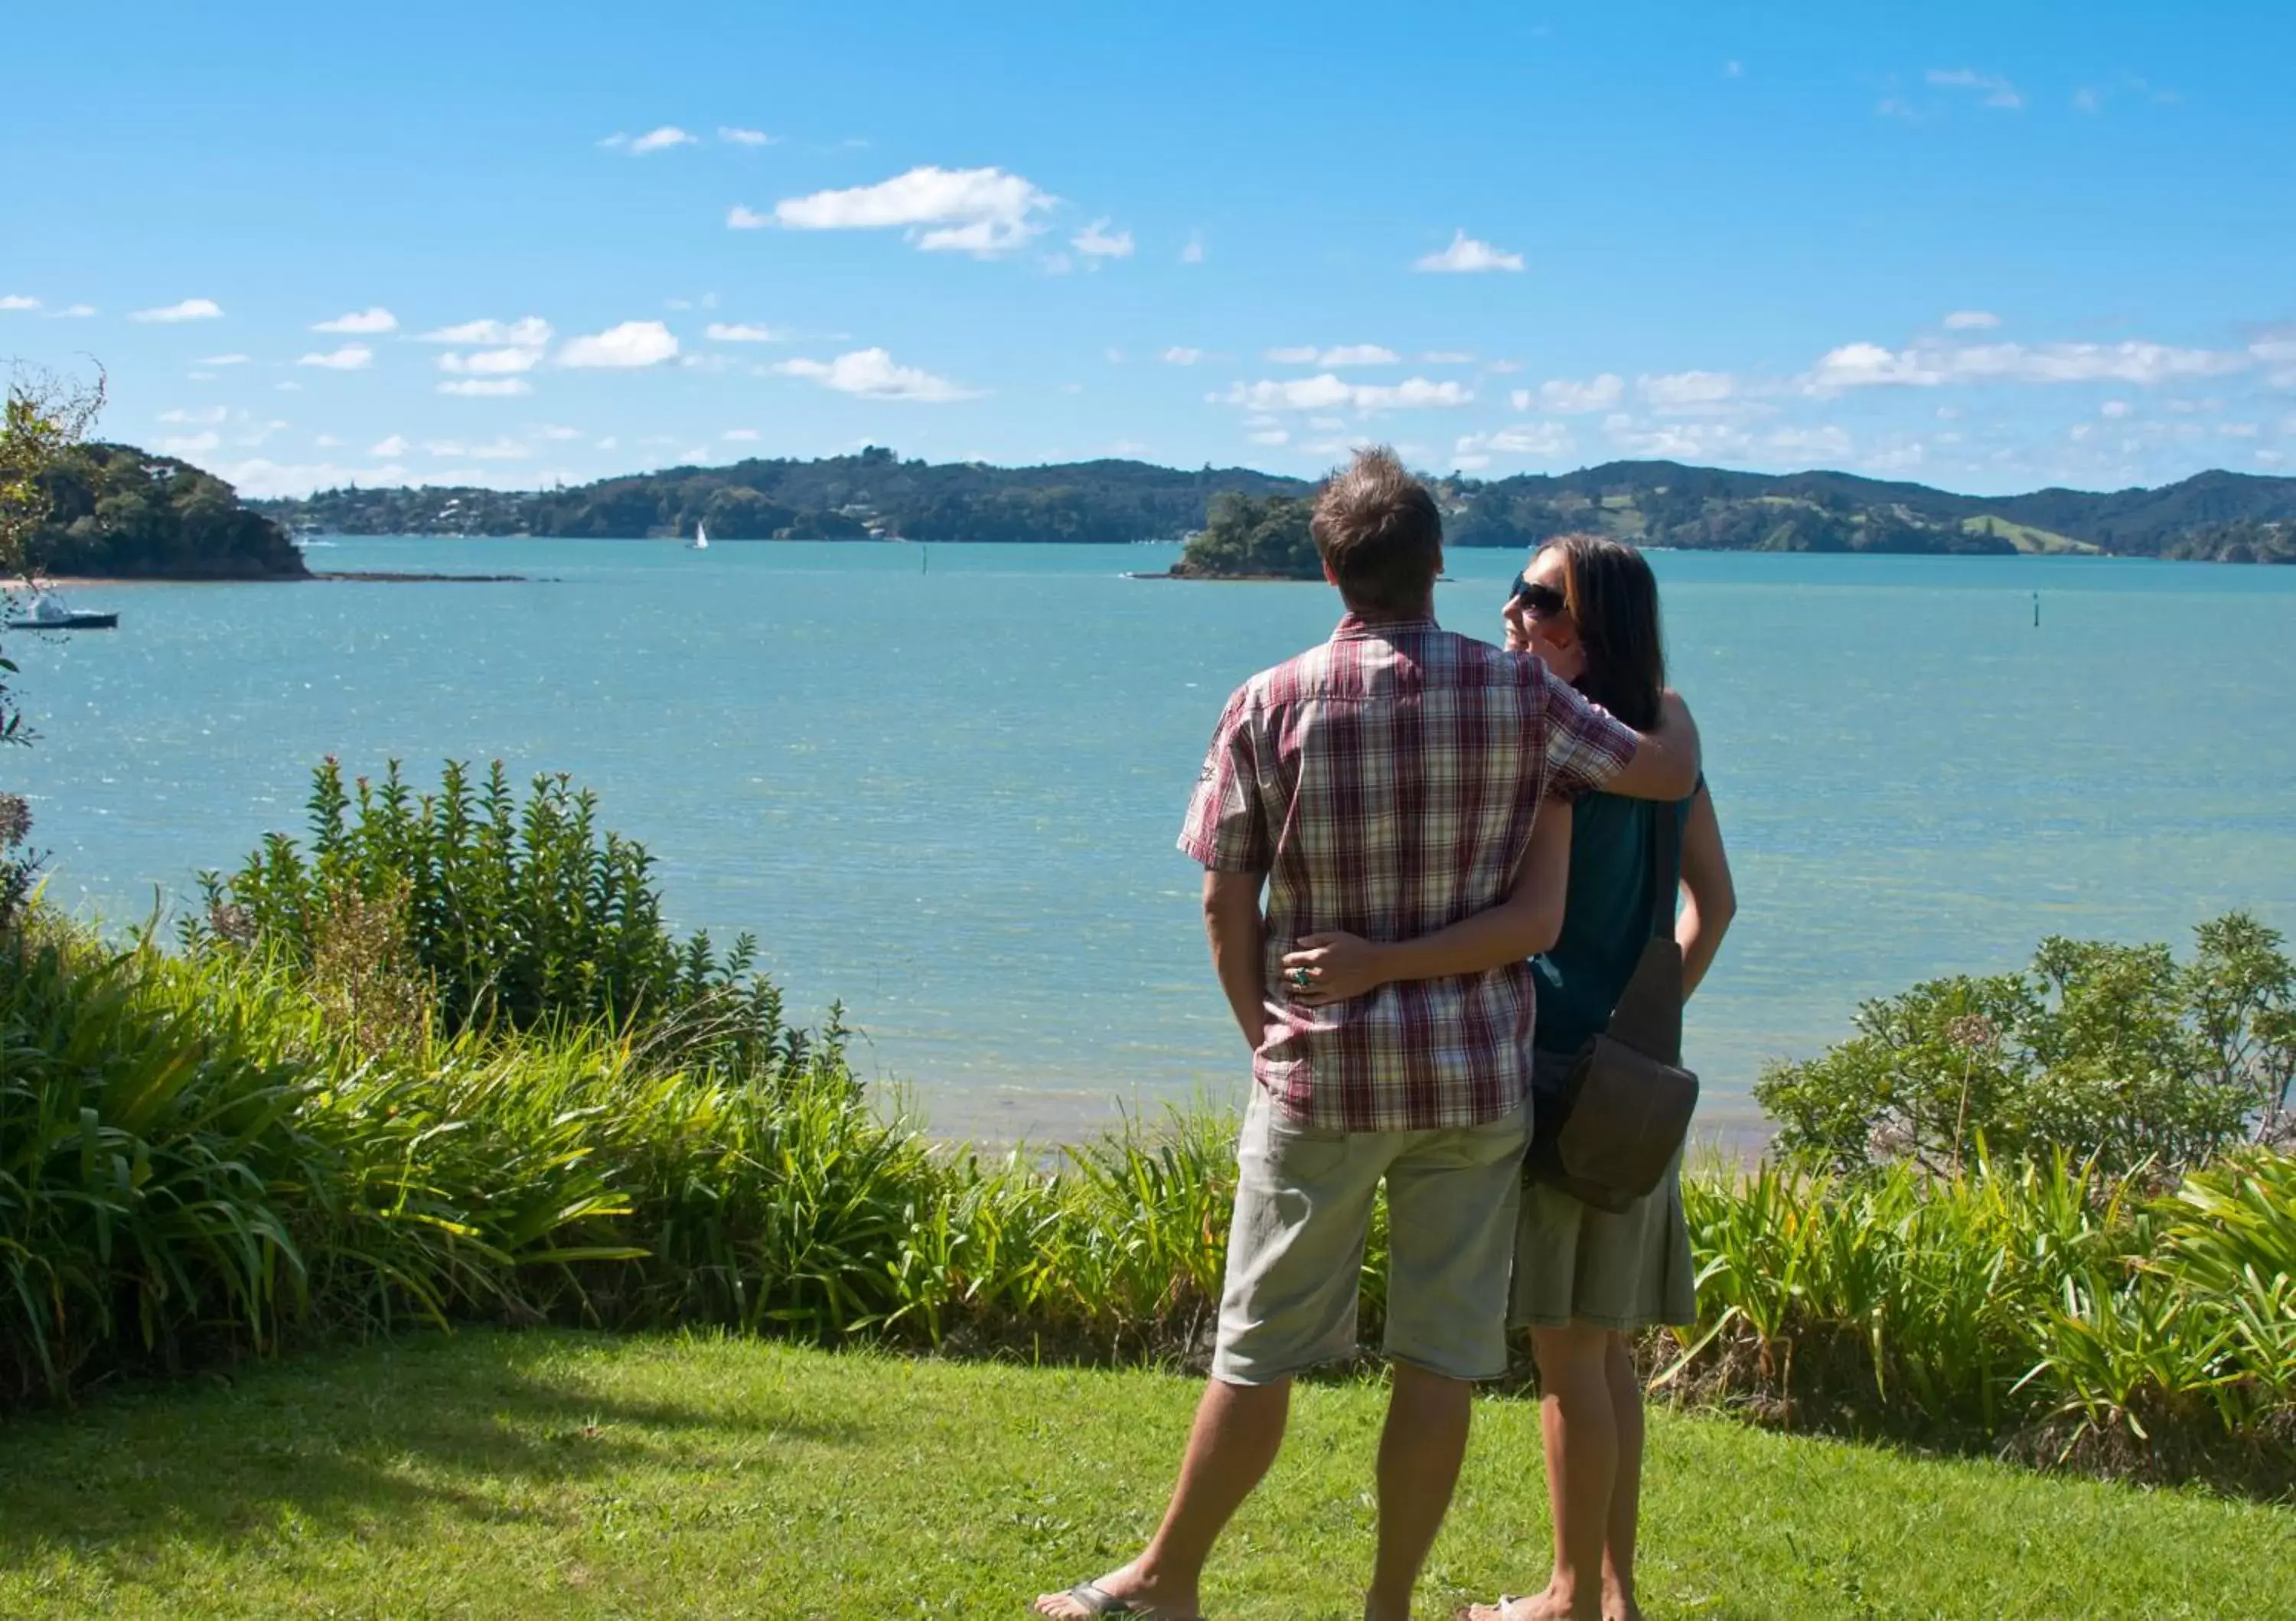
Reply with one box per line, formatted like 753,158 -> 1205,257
1524,803 -> 1699,1213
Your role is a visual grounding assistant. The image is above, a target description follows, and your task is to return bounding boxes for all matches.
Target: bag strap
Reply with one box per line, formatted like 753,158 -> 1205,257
1605,797 -> 1688,1066
1645,795 -> 1682,941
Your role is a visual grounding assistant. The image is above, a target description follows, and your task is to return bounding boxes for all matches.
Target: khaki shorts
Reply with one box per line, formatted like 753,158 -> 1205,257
1211,1086 -> 1531,1386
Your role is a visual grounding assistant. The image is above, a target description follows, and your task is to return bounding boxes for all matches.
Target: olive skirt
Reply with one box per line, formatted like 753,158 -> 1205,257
1507,1051 -> 1698,1332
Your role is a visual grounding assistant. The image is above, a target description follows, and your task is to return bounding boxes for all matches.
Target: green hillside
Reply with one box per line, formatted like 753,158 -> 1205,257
246,449 -> 2296,565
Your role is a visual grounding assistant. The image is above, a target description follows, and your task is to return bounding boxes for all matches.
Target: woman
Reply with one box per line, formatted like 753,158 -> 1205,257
1281,533 -> 1736,1621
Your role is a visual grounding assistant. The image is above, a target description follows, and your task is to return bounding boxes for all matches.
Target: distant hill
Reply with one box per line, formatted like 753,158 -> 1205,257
248,448 -> 2296,564
29,443 -> 306,580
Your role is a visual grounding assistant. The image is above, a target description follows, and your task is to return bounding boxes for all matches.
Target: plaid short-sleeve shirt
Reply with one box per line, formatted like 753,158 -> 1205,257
1178,614 -> 1639,1133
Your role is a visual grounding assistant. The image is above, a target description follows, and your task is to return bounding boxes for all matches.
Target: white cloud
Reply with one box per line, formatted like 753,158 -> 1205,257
601,126 -> 698,155
1412,230 -> 1525,274
1928,68 -> 2024,110
558,320 -> 680,368
1806,338 -> 2246,391
1213,375 -> 1473,413
536,425 -> 582,441
0,294 -> 38,311
1765,426 -> 1854,459
1181,232 -> 1205,264
1071,219 -> 1133,259
2252,331 -> 2296,387
210,457 -> 426,498
438,347 -> 543,375
197,353 -> 252,366
1266,344 -> 1401,367
158,432 -> 221,455
705,322 -> 781,342
1455,422 -> 1577,461
1640,370 -> 1737,409
774,347 -> 980,402
419,317 -> 552,347
1602,417 -> 1755,461
312,306 -> 397,334
298,344 -> 374,370
2073,86 -> 2105,114
437,379 -> 533,397
1516,374 -> 1626,415
1162,347 -> 1204,366
2101,399 -> 2135,419
727,205 -> 773,230
159,406 -> 227,425
314,435 -> 343,448
1421,351 -> 1476,364
770,165 -> 1055,256
719,126 -> 775,146
1249,429 -> 1290,445
132,298 -> 223,323
722,428 -> 761,441
370,435 -> 408,456
422,437 -> 528,460
51,303 -> 96,318
1943,309 -> 2001,331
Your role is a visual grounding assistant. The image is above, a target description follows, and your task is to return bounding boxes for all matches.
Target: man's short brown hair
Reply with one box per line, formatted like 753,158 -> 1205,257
1311,446 -> 1443,615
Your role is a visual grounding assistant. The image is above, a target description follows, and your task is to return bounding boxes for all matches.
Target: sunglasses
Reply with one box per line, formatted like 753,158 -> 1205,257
1510,575 -> 1568,618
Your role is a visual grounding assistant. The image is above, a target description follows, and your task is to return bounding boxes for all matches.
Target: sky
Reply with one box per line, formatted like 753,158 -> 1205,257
5,1 -> 2294,499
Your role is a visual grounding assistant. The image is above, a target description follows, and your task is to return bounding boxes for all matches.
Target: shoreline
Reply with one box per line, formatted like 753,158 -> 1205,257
19,571 -> 536,587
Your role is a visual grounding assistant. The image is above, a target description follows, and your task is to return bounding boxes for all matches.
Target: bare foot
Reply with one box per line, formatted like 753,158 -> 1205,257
1463,1586 -> 1603,1621
1034,1562 -> 1201,1620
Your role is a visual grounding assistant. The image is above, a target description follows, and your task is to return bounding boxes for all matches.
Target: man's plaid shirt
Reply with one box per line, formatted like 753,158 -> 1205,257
1179,614 -> 1639,1133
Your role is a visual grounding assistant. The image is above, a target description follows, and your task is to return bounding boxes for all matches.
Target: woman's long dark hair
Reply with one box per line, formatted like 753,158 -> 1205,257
1542,533 -> 1665,732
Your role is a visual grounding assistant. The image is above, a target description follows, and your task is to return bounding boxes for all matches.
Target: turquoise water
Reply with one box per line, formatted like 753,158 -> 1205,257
15,540 -> 2296,1143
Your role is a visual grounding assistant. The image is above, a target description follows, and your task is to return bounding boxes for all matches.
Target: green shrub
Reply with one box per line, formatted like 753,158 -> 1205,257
0,920 -> 653,1401
1668,1149 -> 2294,1483
1755,914 -> 2296,1178
194,758 -> 814,1074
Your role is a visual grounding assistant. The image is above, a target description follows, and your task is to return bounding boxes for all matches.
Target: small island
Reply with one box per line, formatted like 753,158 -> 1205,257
1160,492 -> 1322,581
26,442 -> 308,581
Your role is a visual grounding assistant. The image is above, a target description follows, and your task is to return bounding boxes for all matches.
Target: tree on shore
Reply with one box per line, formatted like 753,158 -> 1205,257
1,365 -> 106,923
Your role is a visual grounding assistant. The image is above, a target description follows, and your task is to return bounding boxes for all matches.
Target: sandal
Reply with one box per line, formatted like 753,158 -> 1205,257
1041,1580 -> 1205,1619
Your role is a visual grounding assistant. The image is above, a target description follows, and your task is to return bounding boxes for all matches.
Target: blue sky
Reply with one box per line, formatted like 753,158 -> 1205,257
5,2 -> 2294,497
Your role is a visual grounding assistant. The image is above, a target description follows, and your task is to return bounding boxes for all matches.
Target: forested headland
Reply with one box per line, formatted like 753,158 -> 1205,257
21,442 -> 306,579
251,445 -> 2296,568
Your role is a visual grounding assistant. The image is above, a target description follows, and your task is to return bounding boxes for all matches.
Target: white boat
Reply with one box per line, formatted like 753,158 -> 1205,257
689,521 -> 709,551
6,589 -> 118,631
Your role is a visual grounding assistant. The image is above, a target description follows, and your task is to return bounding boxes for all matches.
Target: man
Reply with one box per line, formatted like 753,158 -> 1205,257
1037,448 -> 1699,1621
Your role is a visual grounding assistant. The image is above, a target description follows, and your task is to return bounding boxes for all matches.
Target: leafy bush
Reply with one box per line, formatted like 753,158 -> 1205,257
195,758 -> 812,1073
1756,914 -> 2296,1177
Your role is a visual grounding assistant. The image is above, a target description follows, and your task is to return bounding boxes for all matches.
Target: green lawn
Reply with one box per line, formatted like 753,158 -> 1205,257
0,1332 -> 2285,1619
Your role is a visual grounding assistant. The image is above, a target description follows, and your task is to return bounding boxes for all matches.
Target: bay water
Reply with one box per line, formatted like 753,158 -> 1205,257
15,540 -> 2296,1145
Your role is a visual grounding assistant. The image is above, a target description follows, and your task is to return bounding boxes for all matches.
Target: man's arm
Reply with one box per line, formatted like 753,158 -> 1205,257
1280,797 -> 1572,1002
1203,867 -> 1268,1050
1603,690 -> 1701,802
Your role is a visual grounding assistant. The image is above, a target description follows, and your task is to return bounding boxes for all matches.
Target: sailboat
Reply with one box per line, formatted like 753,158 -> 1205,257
689,521 -> 709,551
